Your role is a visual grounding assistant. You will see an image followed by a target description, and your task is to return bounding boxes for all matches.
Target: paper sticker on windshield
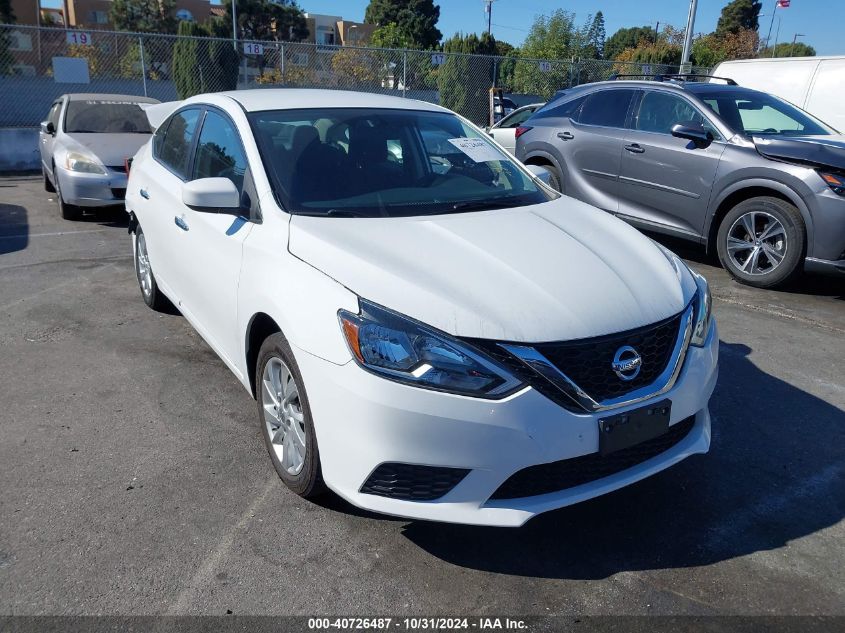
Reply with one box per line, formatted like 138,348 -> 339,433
447,137 -> 505,163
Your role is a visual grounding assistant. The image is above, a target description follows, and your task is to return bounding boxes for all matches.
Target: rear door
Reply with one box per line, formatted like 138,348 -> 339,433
133,107 -> 203,299
617,89 -> 726,238
565,88 -> 637,212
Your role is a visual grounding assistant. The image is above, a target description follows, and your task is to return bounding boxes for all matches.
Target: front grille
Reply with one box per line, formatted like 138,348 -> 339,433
536,312 -> 682,402
360,463 -> 470,501
489,414 -> 696,500
110,188 -> 127,199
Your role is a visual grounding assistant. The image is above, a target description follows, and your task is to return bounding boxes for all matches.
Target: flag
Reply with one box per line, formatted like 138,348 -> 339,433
777,0 -> 790,7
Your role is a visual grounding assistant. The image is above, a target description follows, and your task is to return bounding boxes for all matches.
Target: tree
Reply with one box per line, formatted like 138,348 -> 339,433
110,0 -> 177,34
691,28 -> 759,66
371,22 -> 412,49
364,0 -> 442,50
716,0 -> 762,36
605,26 -> 656,61
585,11 -> 606,59
437,32 -> 496,125
172,20 -> 206,99
217,0 -> 308,42
1,0 -> 16,23
511,10 -> 582,98
759,41 -> 816,58
331,48 -> 381,88
172,21 -> 240,98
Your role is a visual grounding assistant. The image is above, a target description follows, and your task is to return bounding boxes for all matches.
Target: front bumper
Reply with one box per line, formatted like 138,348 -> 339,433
56,165 -> 127,207
294,321 -> 719,527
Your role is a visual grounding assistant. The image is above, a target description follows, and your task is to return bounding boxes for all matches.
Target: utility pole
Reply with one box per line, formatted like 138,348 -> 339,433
771,16 -> 781,57
680,0 -> 698,70
654,22 -> 660,44
790,33 -> 804,57
484,0 -> 495,36
765,0 -> 779,51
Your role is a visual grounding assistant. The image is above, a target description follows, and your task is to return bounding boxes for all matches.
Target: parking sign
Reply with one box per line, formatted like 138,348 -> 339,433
66,31 -> 92,46
538,61 -> 552,72
243,42 -> 264,55
431,53 -> 446,66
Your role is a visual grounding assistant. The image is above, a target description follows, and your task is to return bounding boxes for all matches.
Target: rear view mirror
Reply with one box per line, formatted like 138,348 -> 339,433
182,178 -> 240,211
671,122 -> 714,148
526,164 -> 553,186
41,121 -> 55,135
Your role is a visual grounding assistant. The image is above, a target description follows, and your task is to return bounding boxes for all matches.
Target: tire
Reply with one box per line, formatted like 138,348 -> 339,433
43,168 -> 55,193
716,196 -> 805,289
133,225 -> 172,312
256,333 -> 325,498
539,164 -> 562,193
54,170 -> 81,221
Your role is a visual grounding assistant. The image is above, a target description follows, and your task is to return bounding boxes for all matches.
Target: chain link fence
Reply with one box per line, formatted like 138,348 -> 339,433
0,23 -> 710,129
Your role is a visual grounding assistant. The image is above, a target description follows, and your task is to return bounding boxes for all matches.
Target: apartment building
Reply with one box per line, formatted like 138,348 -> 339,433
8,0 -> 211,29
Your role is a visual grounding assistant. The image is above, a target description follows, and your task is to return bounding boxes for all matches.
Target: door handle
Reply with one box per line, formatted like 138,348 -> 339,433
557,131 -> 574,140
624,143 -> 645,154
174,216 -> 189,232
140,188 -> 150,199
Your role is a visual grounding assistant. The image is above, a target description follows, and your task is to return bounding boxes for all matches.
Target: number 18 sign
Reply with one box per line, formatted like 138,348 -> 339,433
243,42 -> 264,55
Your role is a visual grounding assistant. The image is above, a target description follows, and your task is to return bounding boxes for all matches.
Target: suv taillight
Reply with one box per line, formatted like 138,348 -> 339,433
515,126 -> 532,140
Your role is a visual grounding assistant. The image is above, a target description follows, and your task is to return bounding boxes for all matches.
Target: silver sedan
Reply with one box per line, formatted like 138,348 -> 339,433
39,93 -> 159,220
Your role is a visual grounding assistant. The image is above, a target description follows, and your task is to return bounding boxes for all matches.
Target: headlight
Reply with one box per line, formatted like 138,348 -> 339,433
819,171 -> 845,196
338,300 -> 523,398
689,268 -> 712,347
65,151 -> 106,174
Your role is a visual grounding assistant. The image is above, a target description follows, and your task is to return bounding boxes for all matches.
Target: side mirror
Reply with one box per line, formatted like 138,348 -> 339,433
181,178 -> 240,212
526,164 -> 553,186
671,121 -> 713,148
41,121 -> 55,135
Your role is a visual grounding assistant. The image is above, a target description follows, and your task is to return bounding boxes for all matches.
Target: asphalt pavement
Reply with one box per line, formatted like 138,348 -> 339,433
1,175 -> 843,617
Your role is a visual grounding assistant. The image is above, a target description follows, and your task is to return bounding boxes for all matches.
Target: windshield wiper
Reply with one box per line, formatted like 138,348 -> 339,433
450,198 -> 528,212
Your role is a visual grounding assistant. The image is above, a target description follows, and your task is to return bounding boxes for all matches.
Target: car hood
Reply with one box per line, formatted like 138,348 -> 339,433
753,135 -> 845,171
288,198 -> 696,343
63,133 -> 151,167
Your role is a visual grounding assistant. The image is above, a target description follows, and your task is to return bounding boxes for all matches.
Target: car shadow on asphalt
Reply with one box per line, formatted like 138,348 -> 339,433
0,203 -> 28,255
393,341 -> 845,579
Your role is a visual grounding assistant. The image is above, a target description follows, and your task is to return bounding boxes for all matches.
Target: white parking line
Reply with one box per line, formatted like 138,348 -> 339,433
0,228 -> 111,240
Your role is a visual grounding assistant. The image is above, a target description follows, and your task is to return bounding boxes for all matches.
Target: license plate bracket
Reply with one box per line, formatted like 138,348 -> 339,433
599,400 -> 671,456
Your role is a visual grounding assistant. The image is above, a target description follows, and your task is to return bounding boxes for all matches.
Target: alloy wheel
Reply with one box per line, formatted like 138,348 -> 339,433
135,233 -> 153,299
261,357 -> 306,475
725,211 -> 787,276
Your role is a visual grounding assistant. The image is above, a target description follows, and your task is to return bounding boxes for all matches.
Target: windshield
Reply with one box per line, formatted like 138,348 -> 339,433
249,108 -> 555,217
696,90 -> 835,137
64,100 -> 152,134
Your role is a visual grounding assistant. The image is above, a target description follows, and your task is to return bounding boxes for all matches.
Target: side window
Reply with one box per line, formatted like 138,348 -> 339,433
578,89 -> 636,128
532,95 -> 586,121
156,108 -> 201,179
635,91 -> 709,134
192,110 -> 248,194
500,108 -> 534,129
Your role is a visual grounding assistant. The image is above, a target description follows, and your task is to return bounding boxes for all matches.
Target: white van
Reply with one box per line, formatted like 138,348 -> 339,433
712,56 -> 845,132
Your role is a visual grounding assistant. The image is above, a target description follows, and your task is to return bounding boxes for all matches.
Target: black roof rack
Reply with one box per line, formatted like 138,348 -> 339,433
609,73 -> 738,86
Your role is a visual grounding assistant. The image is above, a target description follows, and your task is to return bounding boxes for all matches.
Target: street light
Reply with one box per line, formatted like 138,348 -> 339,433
680,0 -> 698,69
790,33 -> 805,57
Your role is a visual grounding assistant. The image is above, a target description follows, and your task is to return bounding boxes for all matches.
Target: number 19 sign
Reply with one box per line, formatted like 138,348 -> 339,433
243,42 -> 264,55
66,31 -> 92,46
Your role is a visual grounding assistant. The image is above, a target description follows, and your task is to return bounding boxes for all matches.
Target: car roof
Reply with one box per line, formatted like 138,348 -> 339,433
567,79 -> 754,94
64,93 -> 160,103
220,89 -> 450,114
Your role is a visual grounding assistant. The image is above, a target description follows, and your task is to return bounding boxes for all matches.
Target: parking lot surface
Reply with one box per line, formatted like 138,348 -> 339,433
1,175 -> 843,616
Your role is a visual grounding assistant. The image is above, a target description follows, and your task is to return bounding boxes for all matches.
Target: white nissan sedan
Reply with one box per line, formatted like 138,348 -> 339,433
126,90 -> 718,527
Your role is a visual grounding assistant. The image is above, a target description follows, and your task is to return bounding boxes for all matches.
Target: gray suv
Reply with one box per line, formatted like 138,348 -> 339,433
516,78 -> 845,288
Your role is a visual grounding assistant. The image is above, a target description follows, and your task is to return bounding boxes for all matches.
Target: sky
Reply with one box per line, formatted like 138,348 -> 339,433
297,0 -> 839,56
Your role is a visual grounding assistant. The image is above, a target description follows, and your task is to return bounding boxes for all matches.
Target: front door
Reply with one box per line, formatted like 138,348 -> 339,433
171,108 -> 253,368
618,90 -> 726,238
